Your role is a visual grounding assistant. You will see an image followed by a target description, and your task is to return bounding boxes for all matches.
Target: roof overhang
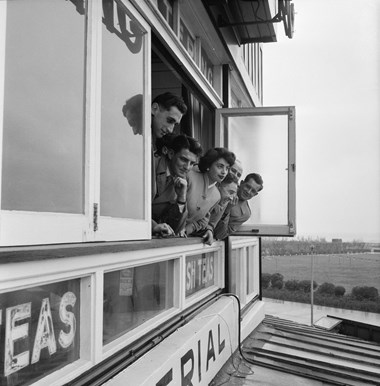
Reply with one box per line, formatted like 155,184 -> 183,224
203,0 -> 295,44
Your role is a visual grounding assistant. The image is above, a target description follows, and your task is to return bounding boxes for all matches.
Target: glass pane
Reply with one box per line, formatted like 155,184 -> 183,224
229,248 -> 238,294
2,0 -> 85,213
228,115 -> 288,225
246,246 -> 254,294
101,1 -> 145,219
185,252 -> 216,297
0,279 -> 80,386
103,261 -> 174,344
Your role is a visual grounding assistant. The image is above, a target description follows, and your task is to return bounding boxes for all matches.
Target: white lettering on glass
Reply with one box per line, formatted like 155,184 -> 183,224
31,298 -> 57,364
4,303 -> 31,376
58,291 -> 77,349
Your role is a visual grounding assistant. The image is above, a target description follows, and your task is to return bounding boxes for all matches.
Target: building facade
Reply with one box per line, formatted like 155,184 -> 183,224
0,0 -> 295,385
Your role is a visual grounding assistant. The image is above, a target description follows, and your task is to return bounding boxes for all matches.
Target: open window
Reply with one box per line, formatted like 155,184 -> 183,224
216,106 -> 296,237
0,0 -> 151,246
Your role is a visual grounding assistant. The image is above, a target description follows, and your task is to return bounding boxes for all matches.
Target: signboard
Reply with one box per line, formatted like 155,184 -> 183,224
0,280 -> 80,386
106,297 -> 238,386
200,47 -> 213,86
185,253 -> 215,297
179,19 -> 196,61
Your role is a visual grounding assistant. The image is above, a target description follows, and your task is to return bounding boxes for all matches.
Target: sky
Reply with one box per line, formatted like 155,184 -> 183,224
263,0 -> 380,243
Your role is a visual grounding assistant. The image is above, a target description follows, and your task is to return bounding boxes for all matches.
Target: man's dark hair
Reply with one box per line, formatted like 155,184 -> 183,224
155,134 -> 202,158
171,135 -> 203,157
152,92 -> 187,115
155,133 -> 177,157
198,148 -> 236,173
244,173 -> 264,191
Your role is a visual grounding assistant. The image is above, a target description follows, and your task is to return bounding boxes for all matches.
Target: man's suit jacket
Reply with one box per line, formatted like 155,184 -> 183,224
152,156 -> 187,234
213,199 -> 251,240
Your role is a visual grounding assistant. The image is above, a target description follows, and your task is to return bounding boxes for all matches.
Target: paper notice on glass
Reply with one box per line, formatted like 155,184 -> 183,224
119,268 -> 134,296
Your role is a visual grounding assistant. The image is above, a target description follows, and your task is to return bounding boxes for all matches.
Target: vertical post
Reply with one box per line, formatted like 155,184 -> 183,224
310,245 -> 315,326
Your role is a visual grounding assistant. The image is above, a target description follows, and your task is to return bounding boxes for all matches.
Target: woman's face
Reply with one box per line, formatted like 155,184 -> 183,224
207,158 -> 230,184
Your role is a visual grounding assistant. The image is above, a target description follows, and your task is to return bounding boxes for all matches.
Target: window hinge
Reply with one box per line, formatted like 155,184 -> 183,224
93,203 -> 98,232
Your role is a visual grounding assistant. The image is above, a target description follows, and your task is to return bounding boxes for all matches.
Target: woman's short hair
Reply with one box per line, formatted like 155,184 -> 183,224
198,148 -> 236,173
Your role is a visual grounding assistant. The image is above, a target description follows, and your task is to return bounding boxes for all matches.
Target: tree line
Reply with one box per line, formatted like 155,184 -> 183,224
262,237 -> 372,256
262,272 -> 380,313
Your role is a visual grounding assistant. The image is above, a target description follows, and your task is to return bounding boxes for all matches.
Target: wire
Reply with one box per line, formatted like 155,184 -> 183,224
217,293 -> 256,367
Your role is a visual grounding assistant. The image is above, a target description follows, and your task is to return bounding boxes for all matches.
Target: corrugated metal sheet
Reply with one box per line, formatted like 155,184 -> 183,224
243,315 -> 380,385
212,315 -> 380,385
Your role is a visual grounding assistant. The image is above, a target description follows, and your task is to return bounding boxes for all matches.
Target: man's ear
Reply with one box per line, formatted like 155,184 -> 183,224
151,102 -> 159,115
167,148 -> 175,159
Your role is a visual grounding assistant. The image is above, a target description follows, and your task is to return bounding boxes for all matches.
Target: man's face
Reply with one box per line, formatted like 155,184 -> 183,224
169,148 -> 198,178
151,104 -> 183,139
230,160 -> 243,180
219,182 -> 238,205
238,178 -> 261,201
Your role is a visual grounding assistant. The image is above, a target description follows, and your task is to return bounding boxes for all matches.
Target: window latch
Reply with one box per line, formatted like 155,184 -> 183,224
93,203 -> 98,232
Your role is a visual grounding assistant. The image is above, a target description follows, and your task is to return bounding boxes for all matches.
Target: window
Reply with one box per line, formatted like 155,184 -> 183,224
0,279 -> 81,386
103,261 -> 175,345
228,237 -> 260,305
0,0 -> 151,245
157,0 -> 174,30
216,107 -> 296,236
100,0 -> 146,220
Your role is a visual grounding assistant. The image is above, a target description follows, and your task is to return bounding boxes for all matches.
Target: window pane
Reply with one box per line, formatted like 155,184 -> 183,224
228,115 -> 288,225
246,246 -> 254,294
103,261 -> 174,344
0,279 -> 80,386
2,0 -> 85,213
185,252 -> 215,297
101,1 -> 145,219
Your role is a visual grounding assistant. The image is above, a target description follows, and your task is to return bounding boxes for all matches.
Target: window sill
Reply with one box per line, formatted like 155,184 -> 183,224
0,237 -> 205,264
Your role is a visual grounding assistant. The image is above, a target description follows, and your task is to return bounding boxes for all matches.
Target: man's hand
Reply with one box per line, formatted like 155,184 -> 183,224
153,223 -> 175,237
230,195 -> 238,206
173,176 -> 187,201
202,230 -> 214,245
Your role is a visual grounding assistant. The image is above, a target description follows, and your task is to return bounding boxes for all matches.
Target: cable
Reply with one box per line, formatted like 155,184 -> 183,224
217,293 -> 256,367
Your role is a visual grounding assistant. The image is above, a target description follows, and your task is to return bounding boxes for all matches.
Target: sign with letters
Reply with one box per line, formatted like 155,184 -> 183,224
185,253 -> 215,297
0,280 -> 80,386
107,298 -> 237,386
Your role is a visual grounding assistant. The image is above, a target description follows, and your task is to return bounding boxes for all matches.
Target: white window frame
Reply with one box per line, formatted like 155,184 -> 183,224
0,241 -> 224,385
0,0 -> 152,246
215,106 -> 296,237
228,236 -> 260,307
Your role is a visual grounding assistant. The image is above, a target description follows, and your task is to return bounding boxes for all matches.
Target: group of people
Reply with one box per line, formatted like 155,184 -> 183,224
123,92 -> 264,244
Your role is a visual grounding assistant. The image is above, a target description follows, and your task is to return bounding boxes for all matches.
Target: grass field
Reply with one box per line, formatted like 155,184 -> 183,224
262,253 -> 380,293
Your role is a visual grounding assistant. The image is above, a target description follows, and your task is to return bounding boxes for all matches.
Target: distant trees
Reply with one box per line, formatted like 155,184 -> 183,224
284,279 -> 299,291
334,286 -> 346,297
317,282 -> 336,296
261,237 -> 369,256
352,286 -> 379,301
262,274 -> 380,313
262,273 -> 271,289
270,273 -> 284,289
